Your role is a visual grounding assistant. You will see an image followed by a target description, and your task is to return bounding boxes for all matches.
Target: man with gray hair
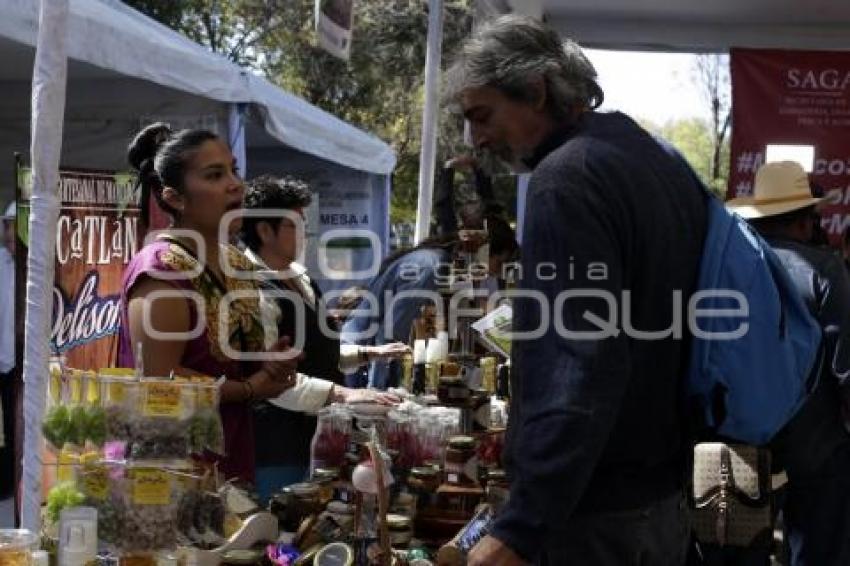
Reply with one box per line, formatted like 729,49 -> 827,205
446,16 -> 708,565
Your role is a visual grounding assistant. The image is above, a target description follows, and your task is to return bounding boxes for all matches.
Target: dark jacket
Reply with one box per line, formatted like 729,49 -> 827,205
491,111 -> 708,561
768,238 -> 850,480
254,276 -> 344,469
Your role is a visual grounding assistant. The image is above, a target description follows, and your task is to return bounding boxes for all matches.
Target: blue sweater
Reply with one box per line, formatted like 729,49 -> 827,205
341,247 -> 450,389
492,112 -> 707,561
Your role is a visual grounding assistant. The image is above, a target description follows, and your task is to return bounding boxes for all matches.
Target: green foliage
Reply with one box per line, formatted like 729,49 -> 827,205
123,0 -> 476,224
46,482 -> 85,524
641,116 -> 730,199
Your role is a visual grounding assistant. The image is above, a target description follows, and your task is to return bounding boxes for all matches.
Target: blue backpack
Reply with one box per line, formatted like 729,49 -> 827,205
686,192 -> 822,445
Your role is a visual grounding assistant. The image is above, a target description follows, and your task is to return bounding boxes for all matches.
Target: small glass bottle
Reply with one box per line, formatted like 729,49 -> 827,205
408,466 -> 439,510
444,436 -> 478,486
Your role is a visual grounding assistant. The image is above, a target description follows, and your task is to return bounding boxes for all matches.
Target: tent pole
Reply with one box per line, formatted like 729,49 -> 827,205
414,0 -> 445,245
228,102 -> 248,180
21,0 -> 69,531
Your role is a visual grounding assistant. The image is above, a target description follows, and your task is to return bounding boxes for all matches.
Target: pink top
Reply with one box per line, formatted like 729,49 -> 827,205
118,239 -> 267,482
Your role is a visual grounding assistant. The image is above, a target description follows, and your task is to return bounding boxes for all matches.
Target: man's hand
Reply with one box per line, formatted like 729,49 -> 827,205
467,535 -> 528,566
366,342 -> 411,361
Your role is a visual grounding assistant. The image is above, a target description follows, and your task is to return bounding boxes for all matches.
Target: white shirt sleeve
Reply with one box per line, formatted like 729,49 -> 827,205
257,285 -> 281,350
338,344 -> 365,373
267,373 -> 334,413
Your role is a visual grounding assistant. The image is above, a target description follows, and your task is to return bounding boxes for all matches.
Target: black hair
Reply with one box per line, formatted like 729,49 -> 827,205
483,214 -> 518,258
127,122 -> 219,227
240,174 -> 313,252
749,205 -> 816,238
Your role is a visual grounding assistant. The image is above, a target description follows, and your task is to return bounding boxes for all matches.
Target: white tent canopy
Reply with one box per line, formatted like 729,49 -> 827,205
542,0 -> 850,51
0,0 -> 396,190
1,0 -> 395,293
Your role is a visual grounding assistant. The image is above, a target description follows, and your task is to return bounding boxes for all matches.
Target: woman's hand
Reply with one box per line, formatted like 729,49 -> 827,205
331,386 -> 401,406
251,337 -> 302,399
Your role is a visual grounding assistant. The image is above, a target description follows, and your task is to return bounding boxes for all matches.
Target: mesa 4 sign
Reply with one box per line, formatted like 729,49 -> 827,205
18,165 -> 140,370
729,48 -> 850,244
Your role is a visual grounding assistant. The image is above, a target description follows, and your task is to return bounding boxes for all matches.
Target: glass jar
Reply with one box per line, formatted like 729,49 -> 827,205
386,513 -> 413,548
444,436 -> 478,486
310,407 -> 352,473
485,469 -> 510,508
0,530 -> 37,566
408,466 -> 439,510
270,483 -> 322,532
312,468 -> 339,504
479,357 -> 497,395
437,377 -> 469,405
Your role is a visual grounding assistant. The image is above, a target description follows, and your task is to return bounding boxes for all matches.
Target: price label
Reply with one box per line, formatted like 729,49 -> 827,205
108,382 -> 126,403
143,382 -> 181,417
132,469 -> 171,505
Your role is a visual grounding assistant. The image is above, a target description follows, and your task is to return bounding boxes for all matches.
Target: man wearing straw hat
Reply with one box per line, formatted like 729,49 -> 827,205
727,160 -> 850,566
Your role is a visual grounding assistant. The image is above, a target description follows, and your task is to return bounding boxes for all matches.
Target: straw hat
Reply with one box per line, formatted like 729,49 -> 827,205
726,161 -> 821,219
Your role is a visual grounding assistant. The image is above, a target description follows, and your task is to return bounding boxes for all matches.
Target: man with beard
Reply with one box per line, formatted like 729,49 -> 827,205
445,15 -> 708,565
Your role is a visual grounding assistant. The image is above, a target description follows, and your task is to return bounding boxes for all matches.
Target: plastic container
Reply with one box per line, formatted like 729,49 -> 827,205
0,530 -> 38,566
58,507 -> 97,566
103,466 -> 185,553
42,365 -> 106,453
98,374 -> 223,462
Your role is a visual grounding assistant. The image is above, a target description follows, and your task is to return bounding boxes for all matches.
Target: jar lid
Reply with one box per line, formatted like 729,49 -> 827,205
289,482 -> 319,497
313,468 -> 339,481
326,501 -> 355,515
487,469 -> 507,481
0,529 -> 37,551
314,542 -> 354,566
386,513 -> 412,529
410,466 -> 438,479
448,435 -> 476,450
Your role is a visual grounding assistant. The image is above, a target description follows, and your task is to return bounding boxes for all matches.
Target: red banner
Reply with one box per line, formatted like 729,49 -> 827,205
18,165 -> 140,371
729,48 -> 850,244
